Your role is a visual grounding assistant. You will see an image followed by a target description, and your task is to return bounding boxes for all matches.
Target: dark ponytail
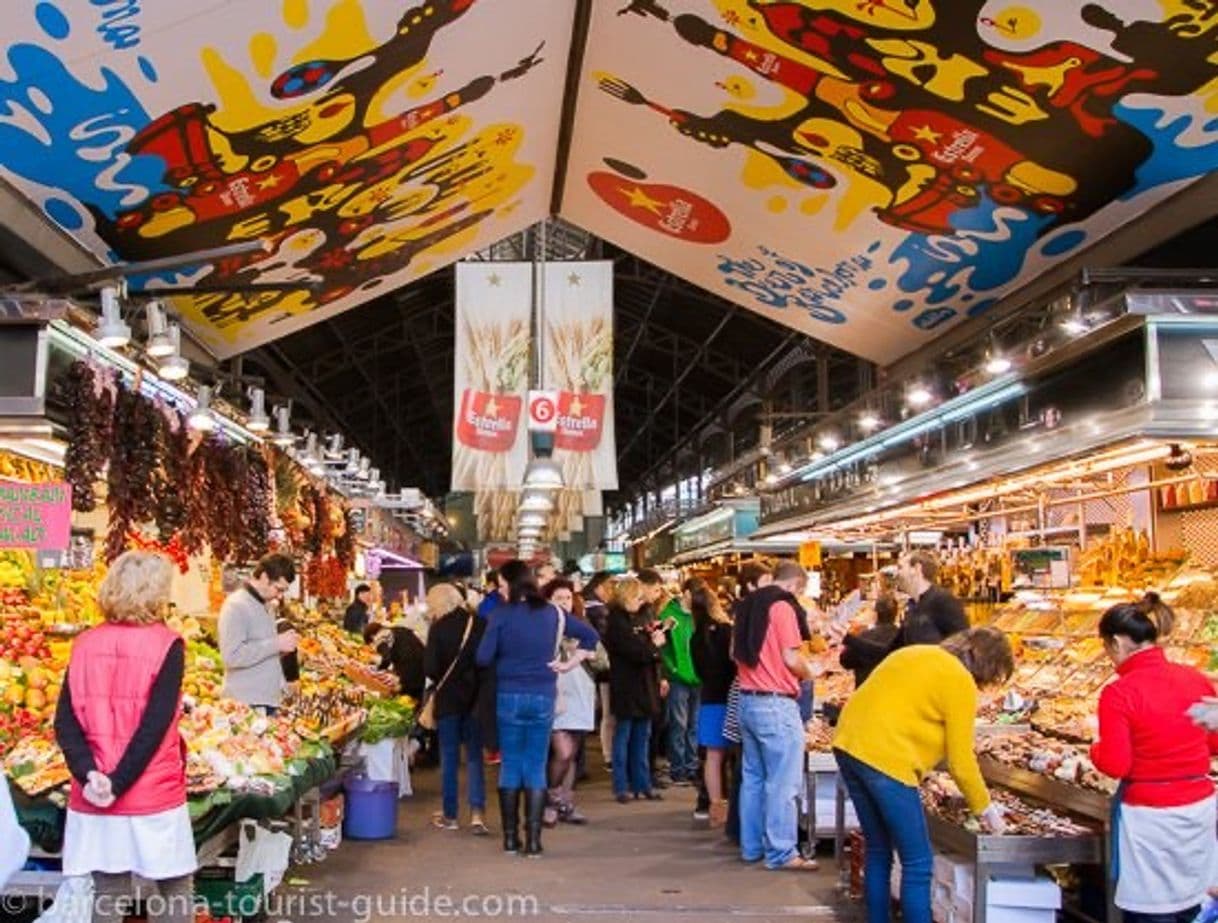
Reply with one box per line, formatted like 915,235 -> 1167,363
1099,592 -> 1174,645
500,558 -> 546,610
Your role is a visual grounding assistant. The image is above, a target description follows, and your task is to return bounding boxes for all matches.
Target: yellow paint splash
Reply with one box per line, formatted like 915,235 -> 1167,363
201,47 -> 291,131
249,33 -> 278,79
766,195 -> 788,213
366,63 -> 428,125
987,6 -> 1042,40
800,195 -> 828,216
293,0 -> 376,66
283,0 -> 309,30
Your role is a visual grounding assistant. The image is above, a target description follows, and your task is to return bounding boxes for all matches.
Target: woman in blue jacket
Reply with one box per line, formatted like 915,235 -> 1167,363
476,561 -> 598,857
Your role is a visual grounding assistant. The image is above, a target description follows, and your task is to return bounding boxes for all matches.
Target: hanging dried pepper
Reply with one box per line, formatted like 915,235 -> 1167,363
105,384 -> 161,562
152,407 -> 191,542
237,445 -> 272,563
334,510 -> 356,571
59,361 -> 113,512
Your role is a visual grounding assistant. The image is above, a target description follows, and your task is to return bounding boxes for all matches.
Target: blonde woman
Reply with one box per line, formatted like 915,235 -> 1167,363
604,577 -> 665,803
422,583 -> 487,833
54,551 -> 194,923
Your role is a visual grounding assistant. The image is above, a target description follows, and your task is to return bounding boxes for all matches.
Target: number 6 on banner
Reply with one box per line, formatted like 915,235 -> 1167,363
528,390 -> 559,434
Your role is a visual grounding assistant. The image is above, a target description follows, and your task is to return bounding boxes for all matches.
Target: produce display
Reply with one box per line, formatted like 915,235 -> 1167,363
298,622 -> 400,695
360,697 -> 417,745
804,717 -> 835,753
921,772 -> 1096,837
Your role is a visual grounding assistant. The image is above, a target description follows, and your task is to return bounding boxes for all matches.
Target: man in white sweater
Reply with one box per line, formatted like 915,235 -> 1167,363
219,553 -> 298,711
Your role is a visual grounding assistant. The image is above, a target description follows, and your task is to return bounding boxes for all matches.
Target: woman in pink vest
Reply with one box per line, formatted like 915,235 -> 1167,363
54,551 -> 194,922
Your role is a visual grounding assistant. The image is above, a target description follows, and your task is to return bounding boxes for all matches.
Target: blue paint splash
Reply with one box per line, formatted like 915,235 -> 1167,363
967,297 -> 999,318
0,43 -> 168,221
138,56 -> 158,83
893,298 -> 913,312
44,197 -> 84,230
1115,100 -> 1218,200
34,3 -> 70,40
888,193 -> 1053,306
868,278 -> 886,290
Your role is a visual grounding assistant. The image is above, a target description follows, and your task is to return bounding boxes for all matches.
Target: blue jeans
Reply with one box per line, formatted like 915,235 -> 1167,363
436,712 -> 485,819
835,749 -> 933,923
666,681 -> 701,780
496,692 -> 554,790
612,717 -> 652,796
739,694 -> 804,868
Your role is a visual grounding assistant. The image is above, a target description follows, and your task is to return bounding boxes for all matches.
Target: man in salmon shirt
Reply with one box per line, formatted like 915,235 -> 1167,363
732,561 -> 818,871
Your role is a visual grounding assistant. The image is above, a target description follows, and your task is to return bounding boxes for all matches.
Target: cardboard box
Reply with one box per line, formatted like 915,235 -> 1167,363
986,875 -> 1062,910
934,852 -> 975,901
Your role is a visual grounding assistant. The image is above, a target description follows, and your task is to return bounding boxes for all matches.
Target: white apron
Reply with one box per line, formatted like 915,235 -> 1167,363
1116,794 -> 1218,913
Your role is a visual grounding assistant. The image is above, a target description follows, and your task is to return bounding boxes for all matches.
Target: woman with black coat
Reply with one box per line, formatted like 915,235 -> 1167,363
690,583 -> 735,828
422,583 -> 488,833
604,577 -> 665,803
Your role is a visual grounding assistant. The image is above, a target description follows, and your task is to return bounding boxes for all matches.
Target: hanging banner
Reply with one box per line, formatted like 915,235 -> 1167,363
0,482 -> 72,550
452,264 -> 532,491
544,261 -> 618,490
0,1 -> 574,357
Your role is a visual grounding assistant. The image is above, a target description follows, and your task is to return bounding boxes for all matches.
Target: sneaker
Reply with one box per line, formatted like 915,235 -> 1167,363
485,750 -> 502,766
672,779 -> 694,788
692,809 -> 710,822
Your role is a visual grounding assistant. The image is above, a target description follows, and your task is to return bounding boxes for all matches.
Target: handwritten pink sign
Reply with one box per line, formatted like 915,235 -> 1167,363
0,481 -> 72,550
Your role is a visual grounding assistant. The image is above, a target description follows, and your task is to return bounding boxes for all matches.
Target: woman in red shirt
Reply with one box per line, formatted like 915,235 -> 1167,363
1090,594 -> 1218,923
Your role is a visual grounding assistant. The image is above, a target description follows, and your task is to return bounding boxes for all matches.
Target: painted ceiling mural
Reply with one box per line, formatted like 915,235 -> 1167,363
0,0 -> 573,357
559,0 -> 1218,363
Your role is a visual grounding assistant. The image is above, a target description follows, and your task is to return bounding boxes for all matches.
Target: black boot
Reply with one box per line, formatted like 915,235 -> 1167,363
498,788 -> 521,854
523,789 -> 546,858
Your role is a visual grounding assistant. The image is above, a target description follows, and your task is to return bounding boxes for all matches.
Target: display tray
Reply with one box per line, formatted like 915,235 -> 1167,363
978,757 -> 1111,822
926,813 -> 1103,865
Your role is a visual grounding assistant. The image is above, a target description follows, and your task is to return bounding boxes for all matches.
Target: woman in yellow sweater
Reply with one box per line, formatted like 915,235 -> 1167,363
833,628 -> 1014,923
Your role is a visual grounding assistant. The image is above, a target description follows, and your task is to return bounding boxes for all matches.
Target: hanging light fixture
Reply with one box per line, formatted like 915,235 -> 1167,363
95,286 -> 131,349
189,385 -> 218,432
156,324 -> 190,381
144,301 -> 175,358
817,432 -> 841,452
523,456 -> 564,491
270,405 -> 295,447
858,411 -> 881,433
358,457 -> 371,480
246,387 -> 270,432
520,490 -> 555,513
517,510 -> 547,528
983,334 -> 1012,375
346,448 -> 361,473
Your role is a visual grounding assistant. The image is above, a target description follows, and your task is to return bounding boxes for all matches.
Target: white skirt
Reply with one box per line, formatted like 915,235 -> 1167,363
1117,795 -> 1218,913
63,804 -> 197,880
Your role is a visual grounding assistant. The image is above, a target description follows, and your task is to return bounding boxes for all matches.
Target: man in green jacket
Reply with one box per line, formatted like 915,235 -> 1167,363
657,577 -> 702,785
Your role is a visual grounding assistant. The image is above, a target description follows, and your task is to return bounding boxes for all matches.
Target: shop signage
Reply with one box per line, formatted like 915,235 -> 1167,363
527,390 -> 559,434
0,481 -> 71,550
1150,320 -> 1218,401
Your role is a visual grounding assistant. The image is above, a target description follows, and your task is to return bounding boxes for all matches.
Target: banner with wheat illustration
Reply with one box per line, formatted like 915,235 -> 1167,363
544,262 -> 617,491
452,263 -> 532,491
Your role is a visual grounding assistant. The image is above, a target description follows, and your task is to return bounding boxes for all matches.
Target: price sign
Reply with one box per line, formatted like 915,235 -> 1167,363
798,540 -> 822,569
527,389 -> 559,434
0,482 -> 71,550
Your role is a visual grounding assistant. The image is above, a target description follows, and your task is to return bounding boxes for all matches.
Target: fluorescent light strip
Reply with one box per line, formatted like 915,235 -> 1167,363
796,378 -> 1026,484
50,321 -> 262,446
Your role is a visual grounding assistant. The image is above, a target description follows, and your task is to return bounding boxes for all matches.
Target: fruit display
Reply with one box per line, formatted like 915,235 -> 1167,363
976,730 -> 1116,795
4,735 -> 68,796
360,696 -> 416,745
180,700 -> 309,791
298,622 -> 400,695
282,673 -> 369,740
921,772 -> 1096,837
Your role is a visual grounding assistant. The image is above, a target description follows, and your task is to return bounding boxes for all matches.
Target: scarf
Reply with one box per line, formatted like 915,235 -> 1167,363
733,585 -> 811,668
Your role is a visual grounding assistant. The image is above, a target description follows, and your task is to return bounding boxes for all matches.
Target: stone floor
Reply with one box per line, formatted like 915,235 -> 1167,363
282,749 -> 860,923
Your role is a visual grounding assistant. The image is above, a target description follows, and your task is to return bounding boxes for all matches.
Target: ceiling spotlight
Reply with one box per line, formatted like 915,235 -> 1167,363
818,433 -> 841,452
520,491 -> 555,513
1165,443 -> 1194,472
270,405 -> 295,447
523,456 -> 564,491
369,467 -> 380,484
246,387 -> 270,432
985,353 -> 1012,375
156,325 -> 189,381
858,411 -> 881,433
144,301 -> 175,358
764,472 -> 779,485
327,433 -> 344,456
346,448 -> 361,473
358,457 -> 371,479
1060,311 -> 1088,335
95,286 -> 131,349
906,384 -> 933,408
777,461 -> 793,475
188,385 -> 217,432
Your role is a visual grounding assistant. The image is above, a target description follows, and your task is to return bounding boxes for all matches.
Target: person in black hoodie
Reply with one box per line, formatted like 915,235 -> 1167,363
582,571 -> 615,769
604,577 -> 665,803
839,595 -> 900,688
422,583 -> 488,833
